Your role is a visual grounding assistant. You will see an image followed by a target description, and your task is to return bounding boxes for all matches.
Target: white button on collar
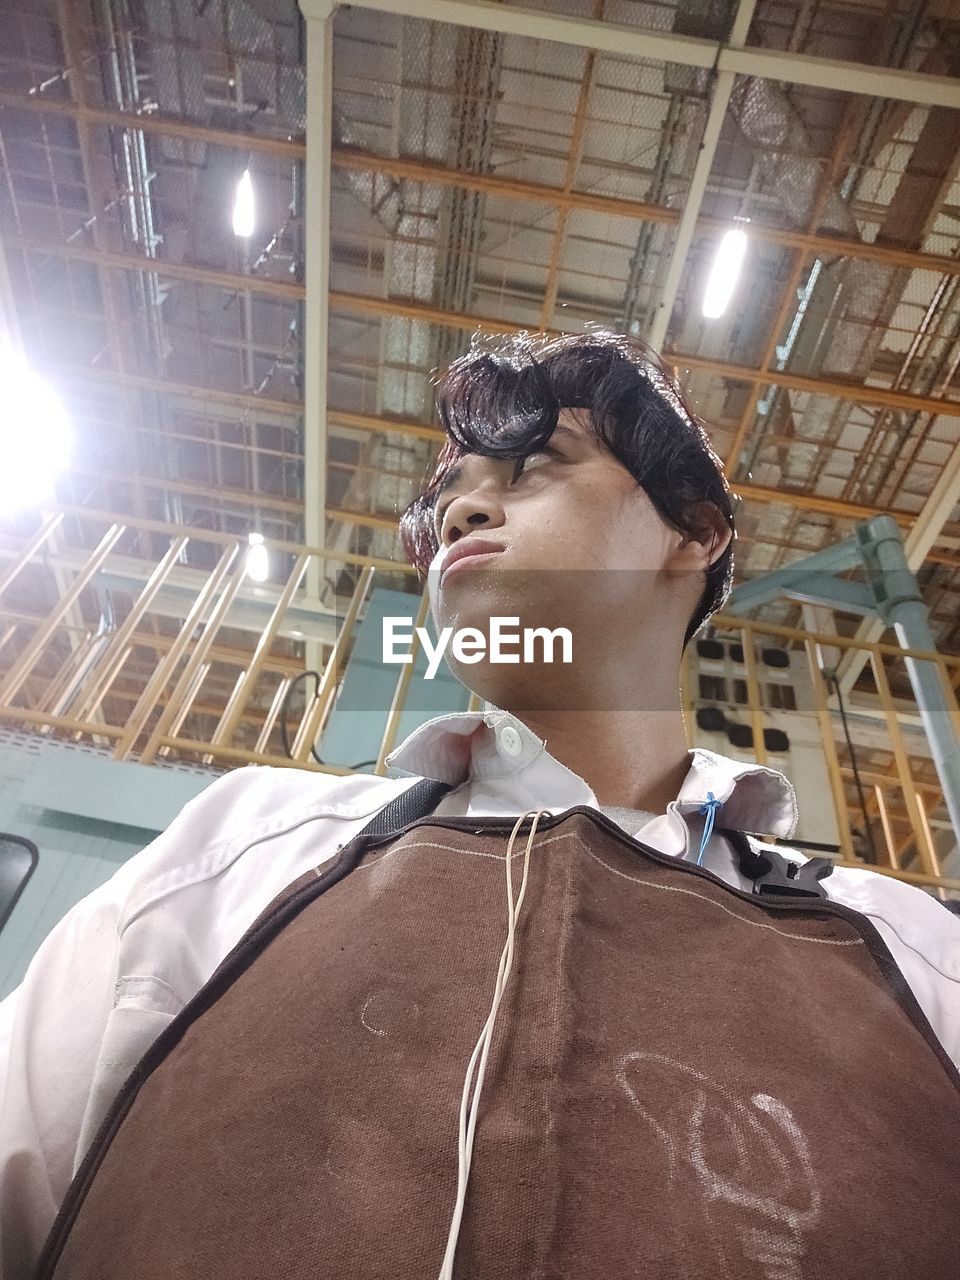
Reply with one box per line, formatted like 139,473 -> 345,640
499,725 -> 524,757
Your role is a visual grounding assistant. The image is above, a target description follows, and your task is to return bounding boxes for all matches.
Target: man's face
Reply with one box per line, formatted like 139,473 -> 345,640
425,409 -> 705,702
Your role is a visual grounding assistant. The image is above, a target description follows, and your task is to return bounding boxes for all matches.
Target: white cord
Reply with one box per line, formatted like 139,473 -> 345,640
436,809 -> 548,1280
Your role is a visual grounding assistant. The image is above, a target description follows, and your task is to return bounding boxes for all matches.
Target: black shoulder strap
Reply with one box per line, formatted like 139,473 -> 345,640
357,777 -> 455,838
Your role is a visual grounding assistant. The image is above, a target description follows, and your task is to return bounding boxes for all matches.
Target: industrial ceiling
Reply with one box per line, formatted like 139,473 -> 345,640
0,0 -> 959,763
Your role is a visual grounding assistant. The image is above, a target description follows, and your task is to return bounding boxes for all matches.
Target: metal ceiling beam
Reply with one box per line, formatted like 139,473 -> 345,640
700,358 -> 953,421
301,0 -> 960,109
0,90 -> 306,158
328,289 -> 523,333
68,464 -> 305,515
327,291 -> 960,421
73,407 -> 956,539
13,234 -> 960,420
672,350 -> 960,420
41,363 -> 303,420
7,235 -> 305,301
6,92 -> 960,279
325,408 -> 443,443
45,359 -> 958,530
39,363 -> 445,442
719,44 -> 960,109
733,481 -> 913,529
330,150 -> 960,280
646,0 -> 757,352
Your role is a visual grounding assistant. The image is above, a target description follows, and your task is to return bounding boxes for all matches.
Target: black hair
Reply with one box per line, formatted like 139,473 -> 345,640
398,329 -> 737,651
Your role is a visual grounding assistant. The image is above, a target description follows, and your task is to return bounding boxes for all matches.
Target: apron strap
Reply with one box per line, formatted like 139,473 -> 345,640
358,777 -> 455,838
355,782 -> 834,901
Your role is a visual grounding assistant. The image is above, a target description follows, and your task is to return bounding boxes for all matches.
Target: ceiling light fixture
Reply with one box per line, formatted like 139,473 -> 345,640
702,228 -> 748,320
232,168 -> 255,238
0,348 -> 71,513
245,531 -> 269,582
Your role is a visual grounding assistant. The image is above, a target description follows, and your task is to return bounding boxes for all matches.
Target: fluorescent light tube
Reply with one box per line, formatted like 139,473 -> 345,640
232,168 -> 255,238
702,229 -> 748,320
245,531 -> 269,582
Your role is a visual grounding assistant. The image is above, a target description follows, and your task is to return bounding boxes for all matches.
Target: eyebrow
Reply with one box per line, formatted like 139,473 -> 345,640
432,423 -> 580,509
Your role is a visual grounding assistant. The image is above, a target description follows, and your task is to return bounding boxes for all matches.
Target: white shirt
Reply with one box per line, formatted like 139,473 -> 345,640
0,706 -> 958,1278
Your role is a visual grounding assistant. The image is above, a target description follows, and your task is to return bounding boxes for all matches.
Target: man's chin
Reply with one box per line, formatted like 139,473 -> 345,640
447,661 -> 568,713
435,588 -> 579,640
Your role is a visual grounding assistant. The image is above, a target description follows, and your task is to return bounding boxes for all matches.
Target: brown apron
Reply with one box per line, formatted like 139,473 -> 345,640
35,790 -> 960,1279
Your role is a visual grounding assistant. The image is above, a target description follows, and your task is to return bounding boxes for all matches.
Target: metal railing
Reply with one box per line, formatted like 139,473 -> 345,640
0,502 -> 957,894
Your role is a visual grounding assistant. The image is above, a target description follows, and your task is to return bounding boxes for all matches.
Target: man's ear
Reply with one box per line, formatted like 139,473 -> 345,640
673,501 -> 733,571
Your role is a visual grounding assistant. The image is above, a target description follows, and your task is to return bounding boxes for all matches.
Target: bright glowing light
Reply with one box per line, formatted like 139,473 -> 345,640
702,228 -> 748,320
245,531 -> 269,582
0,350 -> 71,513
232,168 -> 255,238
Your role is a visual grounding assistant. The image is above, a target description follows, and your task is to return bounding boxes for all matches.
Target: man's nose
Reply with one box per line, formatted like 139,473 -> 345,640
440,490 -> 505,544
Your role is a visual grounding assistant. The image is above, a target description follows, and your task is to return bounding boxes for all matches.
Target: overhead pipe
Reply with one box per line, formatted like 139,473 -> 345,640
646,0 -> 757,352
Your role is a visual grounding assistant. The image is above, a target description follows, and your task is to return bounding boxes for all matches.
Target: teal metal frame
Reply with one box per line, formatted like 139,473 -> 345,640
725,514 -> 960,845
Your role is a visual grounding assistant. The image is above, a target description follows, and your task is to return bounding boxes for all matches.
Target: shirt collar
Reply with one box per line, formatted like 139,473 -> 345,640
385,707 -> 799,840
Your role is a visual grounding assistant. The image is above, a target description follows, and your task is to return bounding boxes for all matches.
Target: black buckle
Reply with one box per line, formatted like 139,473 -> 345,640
721,828 -> 834,899
749,850 -> 834,898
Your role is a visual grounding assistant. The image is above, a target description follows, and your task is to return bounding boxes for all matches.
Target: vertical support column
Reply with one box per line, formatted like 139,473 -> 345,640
863,515 -> 960,846
298,1 -> 336,675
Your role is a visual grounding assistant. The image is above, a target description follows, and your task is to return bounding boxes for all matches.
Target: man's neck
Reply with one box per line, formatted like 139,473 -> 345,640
505,706 -> 692,813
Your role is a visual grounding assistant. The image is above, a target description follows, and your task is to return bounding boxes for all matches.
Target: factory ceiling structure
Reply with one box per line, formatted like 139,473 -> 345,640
0,0 -> 959,844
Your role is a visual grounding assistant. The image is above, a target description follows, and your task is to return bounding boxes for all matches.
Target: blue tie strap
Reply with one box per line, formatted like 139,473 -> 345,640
695,791 -> 722,867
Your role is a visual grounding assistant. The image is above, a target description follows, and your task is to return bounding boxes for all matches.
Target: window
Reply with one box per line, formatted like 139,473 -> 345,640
762,647 -> 790,669
699,674 -> 727,701
727,723 -> 754,748
696,639 -> 724,661
766,683 -> 797,711
696,706 -> 726,733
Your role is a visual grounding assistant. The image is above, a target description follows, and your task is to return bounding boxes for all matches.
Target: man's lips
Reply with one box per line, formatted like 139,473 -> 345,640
439,538 -> 506,583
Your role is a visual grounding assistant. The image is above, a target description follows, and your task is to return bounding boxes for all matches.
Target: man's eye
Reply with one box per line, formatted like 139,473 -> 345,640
434,448 -> 558,537
513,447 -> 555,478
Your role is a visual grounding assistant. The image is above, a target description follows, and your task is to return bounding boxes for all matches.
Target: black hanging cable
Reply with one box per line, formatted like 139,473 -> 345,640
826,672 -> 878,863
279,670 -> 376,772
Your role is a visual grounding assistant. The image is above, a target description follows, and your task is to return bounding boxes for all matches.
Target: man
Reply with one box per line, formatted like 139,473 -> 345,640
1,331 -> 958,1280
403,327 -> 737,818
